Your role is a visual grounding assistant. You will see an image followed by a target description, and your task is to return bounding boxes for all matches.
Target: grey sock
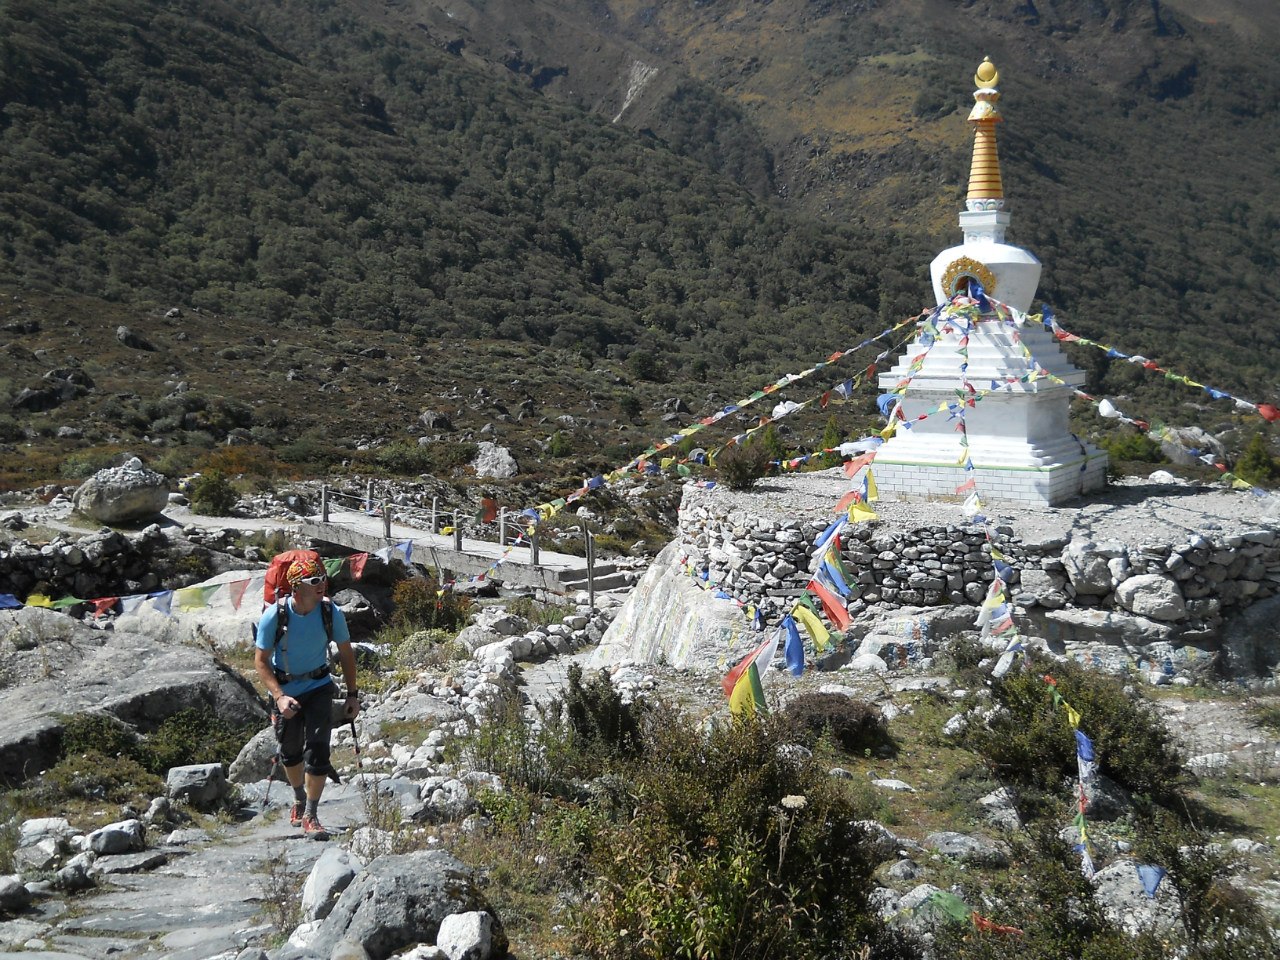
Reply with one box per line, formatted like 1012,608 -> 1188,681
293,785 -> 306,803
305,799 -> 319,819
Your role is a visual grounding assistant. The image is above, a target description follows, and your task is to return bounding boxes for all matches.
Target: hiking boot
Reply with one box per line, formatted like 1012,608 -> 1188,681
289,802 -> 303,828
301,814 -> 329,841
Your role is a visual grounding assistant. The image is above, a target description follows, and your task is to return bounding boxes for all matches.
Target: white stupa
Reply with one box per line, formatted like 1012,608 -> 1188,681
872,58 -> 1107,507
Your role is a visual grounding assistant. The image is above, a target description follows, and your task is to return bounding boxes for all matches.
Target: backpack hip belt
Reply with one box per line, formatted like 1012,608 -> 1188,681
273,663 -> 331,684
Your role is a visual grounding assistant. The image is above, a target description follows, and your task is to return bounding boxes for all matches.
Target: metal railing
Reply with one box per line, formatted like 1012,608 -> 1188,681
313,483 -> 598,607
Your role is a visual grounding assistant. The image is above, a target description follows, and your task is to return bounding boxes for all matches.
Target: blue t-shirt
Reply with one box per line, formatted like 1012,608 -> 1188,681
255,597 -> 351,697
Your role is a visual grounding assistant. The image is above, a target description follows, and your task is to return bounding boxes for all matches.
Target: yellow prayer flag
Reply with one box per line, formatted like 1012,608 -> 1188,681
792,603 -> 832,652
25,594 -> 53,608
1066,705 -> 1081,729
865,470 -> 878,502
847,501 -> 878,524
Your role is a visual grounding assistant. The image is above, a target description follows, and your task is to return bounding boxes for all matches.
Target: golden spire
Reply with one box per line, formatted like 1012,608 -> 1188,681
966,57 -> 1004,205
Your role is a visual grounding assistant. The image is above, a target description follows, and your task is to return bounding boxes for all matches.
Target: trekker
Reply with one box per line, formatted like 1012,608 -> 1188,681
254,556 -> 359,840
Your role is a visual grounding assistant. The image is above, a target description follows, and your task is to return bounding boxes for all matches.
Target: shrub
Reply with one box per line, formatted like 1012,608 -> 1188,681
389,576 -> 472,632
546,430 -> 573,457
137,708 -> 257,776
963,658 -> 1187,811
1134,804 -> 1278,957
782,693 -> 893,757
1098,429 -> 1166,464
934,830 -> 1167,960
505,595 -> 571,627
387,627 -> 464,672
58,712 -> 138,759
0,415 -> 24,443
189,470 -> 240,515
715,441 -> 772,490
1234,430 -> 1280,486
40,751 -> 163,804
573,711 -> 916,960
548,663 -> 648,761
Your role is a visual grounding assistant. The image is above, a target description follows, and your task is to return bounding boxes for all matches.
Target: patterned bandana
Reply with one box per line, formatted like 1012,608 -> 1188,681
286,556 -> 325,585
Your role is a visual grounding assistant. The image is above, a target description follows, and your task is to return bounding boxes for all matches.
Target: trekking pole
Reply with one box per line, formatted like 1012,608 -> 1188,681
349,719 -> 364,788
262,752 -> 279,811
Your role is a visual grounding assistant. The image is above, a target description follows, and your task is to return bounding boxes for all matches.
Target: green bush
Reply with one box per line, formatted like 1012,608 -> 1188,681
573,712 -> 916,960
1098,429 -> 1166,464
550,663 -> 648,762
137,708 -> 257,776
963,658 -> 1187,811
1234,430 -> 1280,486
1134,804 -> 1278,958
546,430 -> 573,457
782,692 -> 893,757
40,751 -> 164,804
0,415 -> 24,443
714,441 -> 772,490
189,470 -> 240,515
934,831 -> 1167,960
505,595 -> 572,627
58,712 -> 138,759
387,627 -> 464,671
390,576 -> 472,632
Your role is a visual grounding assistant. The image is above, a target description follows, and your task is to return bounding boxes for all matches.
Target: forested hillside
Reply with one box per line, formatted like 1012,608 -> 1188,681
1,0 -> 1278,487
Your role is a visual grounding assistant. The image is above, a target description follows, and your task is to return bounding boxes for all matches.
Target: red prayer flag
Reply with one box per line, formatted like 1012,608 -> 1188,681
1259,404 -> 1280,422
842,452 -> 877,478
972,911 -> 1023,936
348,553 -> 369,580
807,579 -> 852,631
834,490 -> 860,513
229,578 -> 250,611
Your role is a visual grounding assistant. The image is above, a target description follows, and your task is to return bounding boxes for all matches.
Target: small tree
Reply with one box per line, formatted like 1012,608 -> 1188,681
189,471 -> 239,515
715,441 -> 771,490
1234,430 -> 1280,486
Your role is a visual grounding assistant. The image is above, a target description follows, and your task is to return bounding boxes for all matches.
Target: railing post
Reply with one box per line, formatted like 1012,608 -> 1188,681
586,528 -> 596,612
383,492 -> 392,539
365,479 -> 373,511
431,496 -> 438,533
531,524 -> 540,567
499,507 -> 507,547
321,485 -> 329,523
453,510 -> 462,551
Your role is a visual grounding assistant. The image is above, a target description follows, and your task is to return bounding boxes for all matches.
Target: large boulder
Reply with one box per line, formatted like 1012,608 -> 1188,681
166,763 -> 230,809
0,606 -> 265,786
71,457 -> 169,523
471,442 -> 518,479
591,541 -> 759,670
303,850 -> 505,960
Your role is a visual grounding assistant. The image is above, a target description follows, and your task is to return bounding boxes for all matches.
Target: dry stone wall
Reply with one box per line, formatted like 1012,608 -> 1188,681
676,501 -> 1280,678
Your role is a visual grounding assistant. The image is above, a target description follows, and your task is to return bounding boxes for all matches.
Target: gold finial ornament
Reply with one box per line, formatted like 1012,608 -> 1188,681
974,57 -> 998,88
966,57 -> 1004,204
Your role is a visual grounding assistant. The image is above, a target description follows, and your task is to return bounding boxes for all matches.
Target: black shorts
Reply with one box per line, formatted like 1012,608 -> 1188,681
275,683 -> 335,776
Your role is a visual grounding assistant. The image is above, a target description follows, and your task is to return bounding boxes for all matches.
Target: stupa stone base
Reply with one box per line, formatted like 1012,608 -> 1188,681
872,454 -> 1108,506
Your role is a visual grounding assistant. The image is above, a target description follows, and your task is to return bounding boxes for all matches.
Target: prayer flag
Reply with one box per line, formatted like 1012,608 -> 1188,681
792,602 -> 832,652
1137,865 -> 1167,899
229,578 -> 251,611
323,556 -> 345,578
348,554 -> 369,580
807,579 -> 851,631
782,615 -> 804,677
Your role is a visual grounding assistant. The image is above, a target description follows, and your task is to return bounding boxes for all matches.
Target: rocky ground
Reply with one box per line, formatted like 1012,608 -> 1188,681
2,471 -> 1280,958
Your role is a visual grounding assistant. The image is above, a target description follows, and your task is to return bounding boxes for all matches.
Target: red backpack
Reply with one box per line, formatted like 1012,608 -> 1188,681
263,549 -> 326,604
